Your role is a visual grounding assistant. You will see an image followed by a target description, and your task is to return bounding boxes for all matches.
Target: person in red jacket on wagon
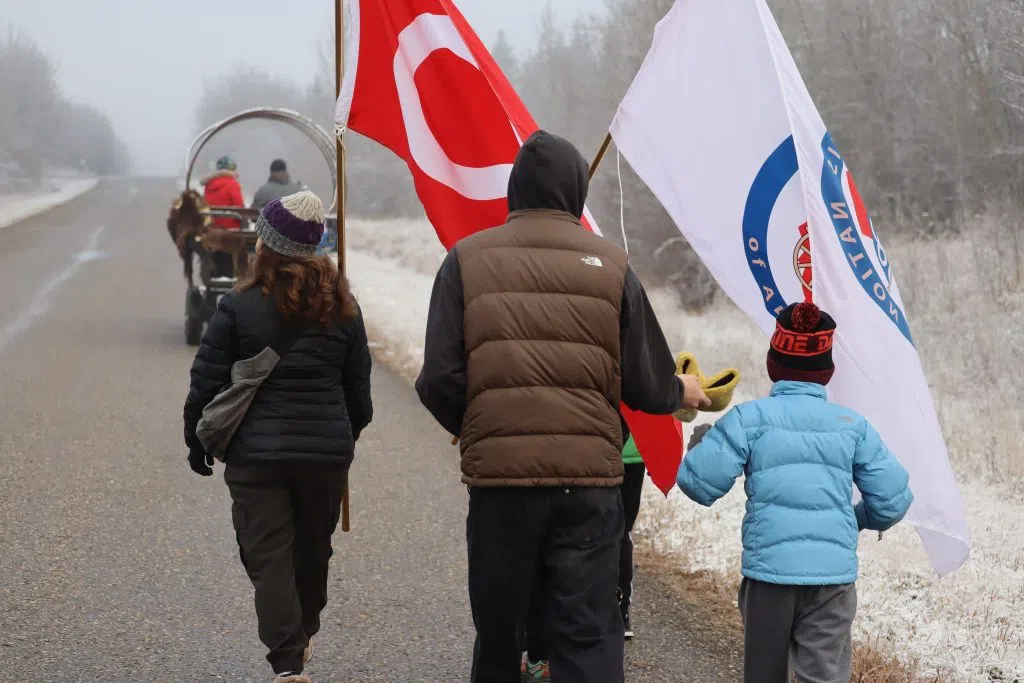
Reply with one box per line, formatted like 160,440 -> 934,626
202,156 -> 246,229
201,156 -> 246,277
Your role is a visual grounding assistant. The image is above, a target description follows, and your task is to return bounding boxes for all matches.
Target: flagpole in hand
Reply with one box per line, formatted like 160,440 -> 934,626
336,0 -> 351,533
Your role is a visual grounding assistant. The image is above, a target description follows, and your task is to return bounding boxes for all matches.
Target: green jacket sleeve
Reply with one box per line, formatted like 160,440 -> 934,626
622,434 -> 644,464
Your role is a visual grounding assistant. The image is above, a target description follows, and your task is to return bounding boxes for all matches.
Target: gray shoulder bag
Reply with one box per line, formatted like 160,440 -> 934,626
196,323 -> 305,462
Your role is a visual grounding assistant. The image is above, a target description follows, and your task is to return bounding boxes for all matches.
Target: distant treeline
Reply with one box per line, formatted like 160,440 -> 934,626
0,29 -> 130,180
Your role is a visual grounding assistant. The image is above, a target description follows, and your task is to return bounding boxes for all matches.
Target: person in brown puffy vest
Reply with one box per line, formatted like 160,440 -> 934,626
416,130 -> 709,683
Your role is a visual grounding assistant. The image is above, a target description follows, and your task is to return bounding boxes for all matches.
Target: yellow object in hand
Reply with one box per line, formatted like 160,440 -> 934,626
673,352 -> 741,423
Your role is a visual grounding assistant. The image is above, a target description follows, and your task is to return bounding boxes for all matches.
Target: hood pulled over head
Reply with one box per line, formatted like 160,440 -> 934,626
507,130 -> 589,218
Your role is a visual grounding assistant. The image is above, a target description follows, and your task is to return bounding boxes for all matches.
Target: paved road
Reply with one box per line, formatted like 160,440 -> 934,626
0,179 -> 741,682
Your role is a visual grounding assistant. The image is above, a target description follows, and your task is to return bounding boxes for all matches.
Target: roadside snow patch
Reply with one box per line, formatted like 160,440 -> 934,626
0,178 -> 99,230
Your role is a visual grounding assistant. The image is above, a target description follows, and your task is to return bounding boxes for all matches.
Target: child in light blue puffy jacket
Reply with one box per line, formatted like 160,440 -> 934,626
677,302 -> 913,683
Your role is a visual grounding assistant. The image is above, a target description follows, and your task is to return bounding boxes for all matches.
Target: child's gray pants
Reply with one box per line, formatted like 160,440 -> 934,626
738,578 -> 856,683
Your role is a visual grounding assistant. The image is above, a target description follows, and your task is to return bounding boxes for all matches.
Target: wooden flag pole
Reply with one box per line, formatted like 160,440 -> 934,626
336,0 -> 351,533
588,132 -> 613,181
335,0 -> 347,270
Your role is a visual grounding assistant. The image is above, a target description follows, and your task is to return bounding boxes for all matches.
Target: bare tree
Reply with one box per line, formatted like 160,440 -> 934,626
0,29 -> 62,179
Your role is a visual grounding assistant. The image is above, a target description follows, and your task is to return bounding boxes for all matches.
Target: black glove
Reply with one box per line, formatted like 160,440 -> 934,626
687,424 -> 713,451
188,449 -> 214,477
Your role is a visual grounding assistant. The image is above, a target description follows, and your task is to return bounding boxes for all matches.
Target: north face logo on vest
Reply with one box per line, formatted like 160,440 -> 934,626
581,256 -> 604,267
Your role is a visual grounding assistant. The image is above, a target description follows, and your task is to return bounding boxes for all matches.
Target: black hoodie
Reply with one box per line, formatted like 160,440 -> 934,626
416,130 -> 684,439
507,130 -> 589,217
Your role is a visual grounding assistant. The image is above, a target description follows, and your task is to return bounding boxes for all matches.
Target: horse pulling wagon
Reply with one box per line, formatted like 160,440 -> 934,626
166,107 -> 339,345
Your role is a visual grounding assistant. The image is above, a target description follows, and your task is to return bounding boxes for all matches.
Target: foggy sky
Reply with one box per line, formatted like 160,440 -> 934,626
0,0 -> 594,176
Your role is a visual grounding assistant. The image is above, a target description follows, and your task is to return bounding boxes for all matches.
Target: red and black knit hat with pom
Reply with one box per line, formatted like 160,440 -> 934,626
767,302 -> 837,385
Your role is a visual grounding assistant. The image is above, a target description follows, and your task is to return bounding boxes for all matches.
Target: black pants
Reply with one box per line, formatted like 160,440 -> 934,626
522,565 -> 548,663
523,466 -> 645,662
618,462 -> 645,608
468,486 -> 625,683
225,463 -> 347,675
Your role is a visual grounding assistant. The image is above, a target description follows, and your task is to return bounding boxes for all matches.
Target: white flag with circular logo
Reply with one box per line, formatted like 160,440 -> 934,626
610,0 -> 969,575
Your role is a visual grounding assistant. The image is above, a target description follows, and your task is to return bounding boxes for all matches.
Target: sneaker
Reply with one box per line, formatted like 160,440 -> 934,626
621,603 -> 634,641
523,659 -> 550,682
274,674 -> 310,683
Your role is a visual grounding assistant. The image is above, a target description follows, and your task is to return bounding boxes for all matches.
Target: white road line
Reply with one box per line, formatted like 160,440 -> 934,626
0,225 -> 107,354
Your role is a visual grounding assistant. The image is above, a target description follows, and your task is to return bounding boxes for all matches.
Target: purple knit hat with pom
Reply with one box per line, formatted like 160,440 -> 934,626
254,190 -> 324,258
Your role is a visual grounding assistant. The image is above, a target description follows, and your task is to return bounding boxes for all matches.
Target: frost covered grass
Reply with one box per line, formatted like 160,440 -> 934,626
892,216 -> 1024,488
851,645 -> 955,683
344,215 -> 1024,681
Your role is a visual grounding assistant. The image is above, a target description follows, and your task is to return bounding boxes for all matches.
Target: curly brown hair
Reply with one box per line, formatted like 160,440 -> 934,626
238,247 -> 358,326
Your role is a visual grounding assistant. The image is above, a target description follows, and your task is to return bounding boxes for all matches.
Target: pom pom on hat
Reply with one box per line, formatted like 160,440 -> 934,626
790,302 -> 822,333
280,190 -> 325,224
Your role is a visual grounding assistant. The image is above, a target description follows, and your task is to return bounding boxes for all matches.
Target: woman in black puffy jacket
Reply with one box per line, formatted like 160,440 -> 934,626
183,191 -> 372,683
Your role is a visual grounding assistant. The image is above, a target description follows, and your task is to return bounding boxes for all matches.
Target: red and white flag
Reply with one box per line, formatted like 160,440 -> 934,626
335,0 -> 685,494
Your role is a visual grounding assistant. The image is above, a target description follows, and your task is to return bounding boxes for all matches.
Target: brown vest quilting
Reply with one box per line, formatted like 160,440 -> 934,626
456,210 -> 629,487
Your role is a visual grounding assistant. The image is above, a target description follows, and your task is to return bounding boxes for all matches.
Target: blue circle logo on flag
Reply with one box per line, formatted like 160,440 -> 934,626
742,134 -> 913,346
741,136 -> 804,318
